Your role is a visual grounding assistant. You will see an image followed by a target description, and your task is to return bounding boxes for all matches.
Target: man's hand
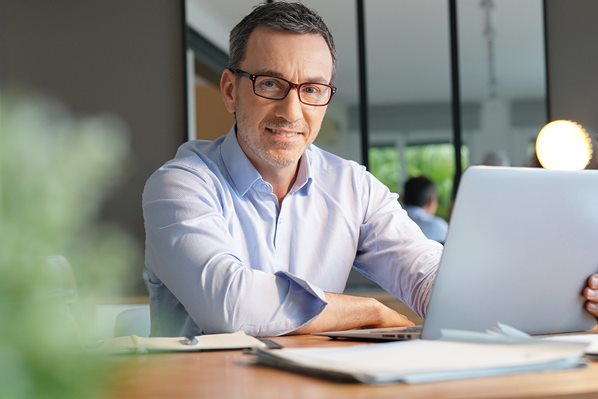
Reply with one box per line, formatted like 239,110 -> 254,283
289,292 -> 414,335
584,274 -> 598,319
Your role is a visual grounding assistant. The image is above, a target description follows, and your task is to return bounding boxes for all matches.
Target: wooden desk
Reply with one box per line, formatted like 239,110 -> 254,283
105,335 -> 598,399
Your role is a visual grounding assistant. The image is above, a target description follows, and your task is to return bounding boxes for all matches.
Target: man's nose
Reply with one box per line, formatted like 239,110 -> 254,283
274,88 -> 303,122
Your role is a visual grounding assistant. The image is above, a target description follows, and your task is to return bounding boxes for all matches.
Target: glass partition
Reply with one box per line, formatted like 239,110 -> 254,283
365,0 -> 454,221
458,0 -> 546,168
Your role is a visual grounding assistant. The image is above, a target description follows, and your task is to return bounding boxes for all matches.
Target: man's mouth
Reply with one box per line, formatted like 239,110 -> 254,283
267,127 -> 303,137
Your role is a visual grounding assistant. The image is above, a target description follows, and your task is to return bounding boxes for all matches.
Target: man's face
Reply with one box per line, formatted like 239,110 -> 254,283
220,26 -> 333,173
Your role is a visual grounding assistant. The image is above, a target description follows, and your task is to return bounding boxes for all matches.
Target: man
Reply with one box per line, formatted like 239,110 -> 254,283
402,176 -> 448,243
143,2 -> 598,337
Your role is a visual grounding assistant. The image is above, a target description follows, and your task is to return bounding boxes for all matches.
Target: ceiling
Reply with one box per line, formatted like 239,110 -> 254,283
187,0 -> 546,106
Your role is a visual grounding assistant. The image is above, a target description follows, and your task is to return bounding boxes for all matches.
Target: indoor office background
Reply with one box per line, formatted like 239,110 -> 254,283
2,0 -> 598,296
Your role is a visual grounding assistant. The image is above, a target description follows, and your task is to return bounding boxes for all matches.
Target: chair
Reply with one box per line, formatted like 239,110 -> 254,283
113,305 -> 151,337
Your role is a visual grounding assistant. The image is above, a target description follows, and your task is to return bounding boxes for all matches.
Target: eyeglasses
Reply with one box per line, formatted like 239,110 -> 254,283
229,68 -> 337,106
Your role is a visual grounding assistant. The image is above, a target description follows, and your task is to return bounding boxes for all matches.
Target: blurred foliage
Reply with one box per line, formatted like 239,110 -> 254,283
0,92 -> 139,398
369,144 -> 469,220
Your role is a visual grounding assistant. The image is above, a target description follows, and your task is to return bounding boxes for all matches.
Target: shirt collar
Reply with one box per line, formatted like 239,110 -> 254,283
220,125 -> 261,197
220,125 -> 314,197
405,205 -> 431,218
289,153 -> 313,195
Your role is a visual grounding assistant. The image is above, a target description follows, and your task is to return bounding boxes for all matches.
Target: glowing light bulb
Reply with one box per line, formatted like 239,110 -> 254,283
535,120 -> 593,170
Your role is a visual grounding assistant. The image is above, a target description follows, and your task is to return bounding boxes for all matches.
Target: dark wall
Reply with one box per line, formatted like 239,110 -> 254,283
0,1 -> 186,292
545,0 -> 598,134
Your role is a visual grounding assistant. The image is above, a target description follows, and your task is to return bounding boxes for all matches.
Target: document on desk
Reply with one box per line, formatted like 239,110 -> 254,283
542,333 -> 598,358
99,331 -> 266,354
255,330 -> 587,384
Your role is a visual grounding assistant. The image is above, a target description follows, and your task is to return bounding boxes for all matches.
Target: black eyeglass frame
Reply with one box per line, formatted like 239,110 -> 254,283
229,68 -> 337,106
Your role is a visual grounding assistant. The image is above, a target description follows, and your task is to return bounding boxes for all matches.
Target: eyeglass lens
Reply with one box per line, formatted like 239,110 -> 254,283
253,76 -> 332,105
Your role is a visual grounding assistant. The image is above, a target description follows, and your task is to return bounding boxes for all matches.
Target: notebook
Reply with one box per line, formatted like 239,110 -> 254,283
317,166 -> 598,341
97,331 -> 268,354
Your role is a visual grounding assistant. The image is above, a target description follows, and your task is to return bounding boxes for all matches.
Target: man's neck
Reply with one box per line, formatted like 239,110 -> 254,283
233,129 -> 303,205
259,163 -> 299,205
421,202 -> 436,216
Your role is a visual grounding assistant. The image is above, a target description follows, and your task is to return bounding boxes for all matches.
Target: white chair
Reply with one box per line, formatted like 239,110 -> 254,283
113,305 -> 151,337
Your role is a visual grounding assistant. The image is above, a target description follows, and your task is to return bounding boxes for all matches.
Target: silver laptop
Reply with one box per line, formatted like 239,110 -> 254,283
317,166 -> 598,341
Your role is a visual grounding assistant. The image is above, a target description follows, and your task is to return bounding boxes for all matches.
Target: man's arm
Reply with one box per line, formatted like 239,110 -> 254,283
353,170 -> 442,318
290,292 -> 414,334
584,274 -> 598,319
143,165 -> 331,337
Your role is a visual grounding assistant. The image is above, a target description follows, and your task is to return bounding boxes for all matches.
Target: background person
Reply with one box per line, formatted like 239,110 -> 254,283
402,176 -> 448,243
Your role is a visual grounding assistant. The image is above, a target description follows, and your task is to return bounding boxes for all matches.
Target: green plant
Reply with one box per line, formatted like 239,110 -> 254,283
0,93 -> 139,398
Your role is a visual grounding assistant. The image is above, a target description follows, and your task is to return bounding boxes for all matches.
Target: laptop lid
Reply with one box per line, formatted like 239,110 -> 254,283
422,166 -> 598,339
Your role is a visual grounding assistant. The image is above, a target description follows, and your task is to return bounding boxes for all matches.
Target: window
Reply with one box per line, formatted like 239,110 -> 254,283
370,143 -> 469,220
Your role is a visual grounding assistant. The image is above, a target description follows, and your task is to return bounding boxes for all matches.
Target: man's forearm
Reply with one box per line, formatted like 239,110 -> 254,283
289,292 -> 414,335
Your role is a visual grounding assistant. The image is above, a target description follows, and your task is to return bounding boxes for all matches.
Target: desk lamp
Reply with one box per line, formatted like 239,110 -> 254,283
535,120 -> 593,170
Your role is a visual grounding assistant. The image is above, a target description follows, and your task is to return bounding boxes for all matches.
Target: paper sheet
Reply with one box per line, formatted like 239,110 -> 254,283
542,333 -> 598,355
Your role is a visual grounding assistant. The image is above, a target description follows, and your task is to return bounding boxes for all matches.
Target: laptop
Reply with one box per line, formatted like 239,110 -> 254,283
317,166 -> 598,341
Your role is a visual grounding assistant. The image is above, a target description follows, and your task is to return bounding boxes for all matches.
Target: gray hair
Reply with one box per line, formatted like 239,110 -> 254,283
229,2 -> 336,81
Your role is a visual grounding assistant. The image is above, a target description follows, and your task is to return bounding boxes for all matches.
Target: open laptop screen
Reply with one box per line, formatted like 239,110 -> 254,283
422,166 -> 598,339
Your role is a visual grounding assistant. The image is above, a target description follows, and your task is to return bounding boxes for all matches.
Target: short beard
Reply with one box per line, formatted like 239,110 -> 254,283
237,127 -> 297,169
235,107 -> 307,169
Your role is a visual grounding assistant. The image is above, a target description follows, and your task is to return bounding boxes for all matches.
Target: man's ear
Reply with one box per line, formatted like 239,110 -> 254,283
220,69 -> 237,113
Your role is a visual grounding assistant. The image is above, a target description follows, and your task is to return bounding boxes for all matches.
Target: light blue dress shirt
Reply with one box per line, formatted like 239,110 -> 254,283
143,126 -> 442,337
404,205 -> 449,243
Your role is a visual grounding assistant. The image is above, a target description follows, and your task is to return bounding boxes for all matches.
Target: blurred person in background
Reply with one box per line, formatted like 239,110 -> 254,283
402,176 -> 448,243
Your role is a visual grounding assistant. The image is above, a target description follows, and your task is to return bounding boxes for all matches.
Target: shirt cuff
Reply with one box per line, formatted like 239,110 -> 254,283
275,270 -> 327,302
273,271 -> 328,335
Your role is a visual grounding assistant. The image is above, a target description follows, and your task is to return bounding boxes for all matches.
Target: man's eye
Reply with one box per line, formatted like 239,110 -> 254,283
302,85 -> 323,95
259,79 -> 284,90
